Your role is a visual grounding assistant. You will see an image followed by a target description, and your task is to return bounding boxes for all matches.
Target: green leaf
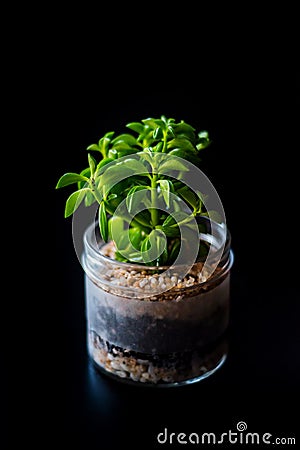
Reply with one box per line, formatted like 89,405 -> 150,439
111,142 -> 133,151
173,122 -> 196,142
158,179 -> 170,207
158,158 -> 189,174
126,186 -> 149,213
175,214 -> 195,227
129,227 -> 144,250
153,127 -> 163,139
111,133 -> 137,146
196,140 -> 211,150
167,137 -> 196,153
141,235 -> 150,254
138,149 -> 154,165
141,230 -> 167,264
108,149 -> 118,159
167,125 -> 176,138
162,214 -> 176,227
108,216 -> 124,240
138,128 -> 154,147
114,231 -> 130,251
114,251 -> 128,262
198,130 -> 209,139
163,211 -> 190,226
196,131 -> 211,150
172,198 -> 182,212
133,210 -> 152,229
109,179 -> 132,196
168,148 -> 199,166
142,118 -> 165,129
99,164 -> 135,189
64,188 -> 90,217
104,131 -> 115,140
99,202 -> 108,242
56,173 -> 89,189
98,135 -> 114,157
126,122 -> 144,134
97,157 -> 115,171
88,153 -> 96,176
153,142 -> 163,153
86,144 -> 100,151
147,229 -> 167,263
78,167 -> 91,189
161,225 -> 180,237
178,186 -> 198,209
123,158 -> 148,174
107,193 -> 118,201
117,148 -> 140,158
84,190 -> 96,207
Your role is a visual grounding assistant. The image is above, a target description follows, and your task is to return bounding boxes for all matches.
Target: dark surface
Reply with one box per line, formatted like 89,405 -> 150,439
51,69 -> 299,448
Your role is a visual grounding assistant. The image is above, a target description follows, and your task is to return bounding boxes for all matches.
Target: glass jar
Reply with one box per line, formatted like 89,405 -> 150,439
82,219 -> 233,387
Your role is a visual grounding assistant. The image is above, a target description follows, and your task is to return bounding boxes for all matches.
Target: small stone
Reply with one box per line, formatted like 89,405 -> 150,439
148,364 -> 156,376
136,359 -> 149,365
150,277 -> 158,285
120,362 -> 131,371
110,360 -> 121,370
118,276 -> 127,285
130,372 -> 140,382
139,279 -> 148,288
162,375 -> 174,383
115,370 -> 127,378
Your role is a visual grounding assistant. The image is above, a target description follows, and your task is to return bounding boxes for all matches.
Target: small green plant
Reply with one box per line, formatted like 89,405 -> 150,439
56,115 -> 212,266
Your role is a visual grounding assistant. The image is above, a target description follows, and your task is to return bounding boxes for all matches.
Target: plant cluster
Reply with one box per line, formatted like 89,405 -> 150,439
56,116 -> 211,266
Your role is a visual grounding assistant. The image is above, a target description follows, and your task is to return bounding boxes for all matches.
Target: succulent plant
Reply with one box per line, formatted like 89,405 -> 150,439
56,115 -> 212,266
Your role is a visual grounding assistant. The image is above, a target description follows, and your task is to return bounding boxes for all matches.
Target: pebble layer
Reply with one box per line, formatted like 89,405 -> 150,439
89,331 -> 226,385
98,241 -> 222,301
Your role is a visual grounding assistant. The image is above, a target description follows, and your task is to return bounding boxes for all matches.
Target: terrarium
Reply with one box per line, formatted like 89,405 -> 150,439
56,115 -> 234,386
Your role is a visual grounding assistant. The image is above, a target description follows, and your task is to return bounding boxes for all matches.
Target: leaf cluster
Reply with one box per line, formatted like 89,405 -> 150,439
56,116 -> 212,266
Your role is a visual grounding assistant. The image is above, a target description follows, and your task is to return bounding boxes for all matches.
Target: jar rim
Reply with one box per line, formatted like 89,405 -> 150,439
83,218 -> 232,273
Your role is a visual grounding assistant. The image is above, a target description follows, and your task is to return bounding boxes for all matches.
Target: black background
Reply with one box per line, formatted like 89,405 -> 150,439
47,23 -> 299,449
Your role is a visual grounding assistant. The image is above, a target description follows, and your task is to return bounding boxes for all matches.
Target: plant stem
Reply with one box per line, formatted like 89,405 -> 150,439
162,130 -> 168,153
90,179 -> 103,204
150,175 -> 158,227
132,214 -> 151,229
